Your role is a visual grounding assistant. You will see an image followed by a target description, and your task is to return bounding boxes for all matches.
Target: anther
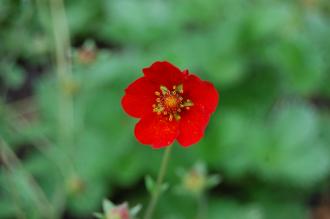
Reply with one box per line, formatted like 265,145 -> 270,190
182,100 -> 194,107
153,84 -> 193,119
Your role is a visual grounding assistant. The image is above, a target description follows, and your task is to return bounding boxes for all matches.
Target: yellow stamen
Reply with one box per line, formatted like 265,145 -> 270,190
182,100 -> 194,107
164,96 -> 178,108
152,84 -> 193,121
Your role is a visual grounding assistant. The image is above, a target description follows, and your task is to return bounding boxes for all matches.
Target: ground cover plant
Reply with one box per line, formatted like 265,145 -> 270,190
0,0 -> 330,219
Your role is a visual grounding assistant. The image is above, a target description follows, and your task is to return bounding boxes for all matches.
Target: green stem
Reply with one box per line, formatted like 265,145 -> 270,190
196,194 -> 207,219
0,138 -> 56,219
50,0 -> 75,155
49,0 -> 76,216
143,146 -> 173,219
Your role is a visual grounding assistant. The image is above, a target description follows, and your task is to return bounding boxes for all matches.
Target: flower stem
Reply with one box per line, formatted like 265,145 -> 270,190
0,138 -> 56,219
196,194 -> 207,219
143,146 -> 173,219
50,0 -> 75,157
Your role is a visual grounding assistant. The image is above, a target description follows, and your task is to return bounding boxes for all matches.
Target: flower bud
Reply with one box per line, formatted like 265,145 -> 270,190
106,203 -> 130,219
178,162 -> 221,196
66,175 -> 85,195
94,199 -> 141,219
62,79 -> 80,97
77,40 -> 97,64
183,168 -> 206,195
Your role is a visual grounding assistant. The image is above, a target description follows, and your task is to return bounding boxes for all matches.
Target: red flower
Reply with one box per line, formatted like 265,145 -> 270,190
121,61 -> 219,149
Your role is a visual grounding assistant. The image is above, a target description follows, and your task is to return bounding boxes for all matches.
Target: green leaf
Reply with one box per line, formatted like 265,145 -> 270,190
145,175 -> 155,194
130,204 -> 142,216
206,175 -> 221,188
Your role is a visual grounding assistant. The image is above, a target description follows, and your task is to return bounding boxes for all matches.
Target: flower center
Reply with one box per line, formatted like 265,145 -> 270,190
152,84 -> 194,121
164,96 -> 179,109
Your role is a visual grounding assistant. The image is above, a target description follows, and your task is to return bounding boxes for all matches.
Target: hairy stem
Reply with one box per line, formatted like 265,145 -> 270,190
143,146 -> 173,219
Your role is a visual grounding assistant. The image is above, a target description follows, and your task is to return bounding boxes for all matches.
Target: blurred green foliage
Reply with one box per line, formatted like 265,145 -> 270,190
1,0 -> 330,218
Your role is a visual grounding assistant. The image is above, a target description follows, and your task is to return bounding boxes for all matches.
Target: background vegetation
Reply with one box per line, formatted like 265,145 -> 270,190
0,0 -> 330,218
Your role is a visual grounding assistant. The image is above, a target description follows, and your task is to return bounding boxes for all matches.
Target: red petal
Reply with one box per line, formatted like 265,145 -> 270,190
121,77 -> 158,118
134,113 -> 179,148
143,61 -> 187,88
183,74 -> 219,114
177,107 -> 211,147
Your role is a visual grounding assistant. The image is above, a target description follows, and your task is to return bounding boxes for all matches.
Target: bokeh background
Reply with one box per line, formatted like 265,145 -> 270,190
1,0 -> 330,218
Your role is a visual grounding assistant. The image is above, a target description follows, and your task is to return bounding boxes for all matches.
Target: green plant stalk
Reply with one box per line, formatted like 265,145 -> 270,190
143,146 -> 173,219
196,194 -> 207,219
0,138 -> 56,219
50,0 -> 75,156
49,0 -> 76,216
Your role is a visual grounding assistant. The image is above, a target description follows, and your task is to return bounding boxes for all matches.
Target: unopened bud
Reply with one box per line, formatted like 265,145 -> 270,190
106,203 -> 130,219
66,175 -> 85,195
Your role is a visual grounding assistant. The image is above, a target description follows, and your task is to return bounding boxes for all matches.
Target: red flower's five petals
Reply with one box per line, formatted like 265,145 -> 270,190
183,75 -> 219,114
134,113 -> 180,149
177,107 -> 210,147
121,77 -> 158,118
143,61 -> 187,87
122,61 -> 219,148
